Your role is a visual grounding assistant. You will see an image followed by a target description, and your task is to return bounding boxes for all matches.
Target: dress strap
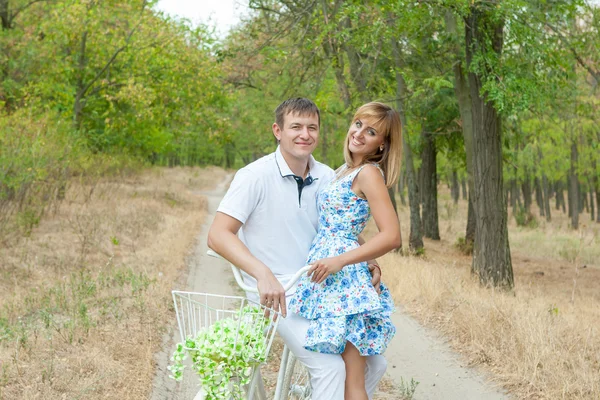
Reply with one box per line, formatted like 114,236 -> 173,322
336,163 -> 385,183
370,163 -> 385,179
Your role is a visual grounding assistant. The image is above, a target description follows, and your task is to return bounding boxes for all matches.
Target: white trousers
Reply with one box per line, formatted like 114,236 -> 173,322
277,311 -> 387,400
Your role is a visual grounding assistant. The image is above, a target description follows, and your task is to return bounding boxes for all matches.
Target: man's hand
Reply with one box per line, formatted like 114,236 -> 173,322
368,262 -> 382,294
257,269 -> 287,318
308,257 -> 344,284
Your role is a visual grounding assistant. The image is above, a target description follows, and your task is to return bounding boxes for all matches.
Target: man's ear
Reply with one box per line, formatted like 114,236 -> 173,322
272,122 -> 282,141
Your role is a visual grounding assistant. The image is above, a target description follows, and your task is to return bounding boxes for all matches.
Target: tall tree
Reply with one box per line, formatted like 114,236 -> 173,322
464,2 -> 514,288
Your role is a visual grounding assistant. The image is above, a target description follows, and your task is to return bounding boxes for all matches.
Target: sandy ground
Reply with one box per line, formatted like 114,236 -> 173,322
150,174 -> 510,400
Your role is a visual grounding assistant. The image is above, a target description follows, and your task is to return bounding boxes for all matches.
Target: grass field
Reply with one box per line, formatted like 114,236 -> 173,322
0,166 -> 227,399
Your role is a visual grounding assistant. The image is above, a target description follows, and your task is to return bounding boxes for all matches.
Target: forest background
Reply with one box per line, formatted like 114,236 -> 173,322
1,0 -> 599,399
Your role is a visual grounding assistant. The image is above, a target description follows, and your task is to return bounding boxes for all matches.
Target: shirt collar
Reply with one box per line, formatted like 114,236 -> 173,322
275,145 -> 316,178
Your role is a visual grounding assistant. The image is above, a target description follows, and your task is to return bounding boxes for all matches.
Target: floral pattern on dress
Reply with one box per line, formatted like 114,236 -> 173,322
289,164 -> 396,356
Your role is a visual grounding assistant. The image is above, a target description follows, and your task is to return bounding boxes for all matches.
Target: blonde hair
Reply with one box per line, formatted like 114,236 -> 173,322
343,102 -> 402,188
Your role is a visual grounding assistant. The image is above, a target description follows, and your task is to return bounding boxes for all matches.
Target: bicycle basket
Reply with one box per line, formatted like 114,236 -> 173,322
171,291 -> 280,364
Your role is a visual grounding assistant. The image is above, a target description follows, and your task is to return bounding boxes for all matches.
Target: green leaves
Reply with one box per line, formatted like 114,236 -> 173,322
168,306 -> 270,400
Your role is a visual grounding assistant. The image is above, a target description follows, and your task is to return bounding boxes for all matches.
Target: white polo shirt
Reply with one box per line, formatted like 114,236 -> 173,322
217,146 -> 335,292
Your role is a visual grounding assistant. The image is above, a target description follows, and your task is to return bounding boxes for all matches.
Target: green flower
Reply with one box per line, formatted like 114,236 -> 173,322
168,306 -> 270,399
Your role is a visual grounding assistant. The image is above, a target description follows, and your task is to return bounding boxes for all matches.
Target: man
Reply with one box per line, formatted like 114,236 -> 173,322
207,98 -> 387,399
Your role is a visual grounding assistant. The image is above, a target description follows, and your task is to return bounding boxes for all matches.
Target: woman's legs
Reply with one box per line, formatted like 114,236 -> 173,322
342,342 -> 368,400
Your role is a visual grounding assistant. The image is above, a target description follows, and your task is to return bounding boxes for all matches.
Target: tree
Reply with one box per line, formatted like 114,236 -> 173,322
464,2 -> 514,288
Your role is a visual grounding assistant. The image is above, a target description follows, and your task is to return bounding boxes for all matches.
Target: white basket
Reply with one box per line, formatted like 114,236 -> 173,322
171,291 -> 280,364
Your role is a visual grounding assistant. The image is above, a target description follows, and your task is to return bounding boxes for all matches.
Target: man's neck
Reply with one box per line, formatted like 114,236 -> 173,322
281,152 -> 310,178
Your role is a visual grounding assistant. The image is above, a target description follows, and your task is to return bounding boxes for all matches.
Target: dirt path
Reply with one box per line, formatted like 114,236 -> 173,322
150,174 -> 236,400
385,310 -> 508,400
150,174 -> 509,400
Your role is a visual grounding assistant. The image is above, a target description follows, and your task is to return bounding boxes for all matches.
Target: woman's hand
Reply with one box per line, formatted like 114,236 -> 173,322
308,257 -> 345,284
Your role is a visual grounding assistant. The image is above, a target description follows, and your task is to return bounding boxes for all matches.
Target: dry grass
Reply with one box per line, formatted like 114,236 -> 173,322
0,166 -> 228,400
374,190 -> 600,400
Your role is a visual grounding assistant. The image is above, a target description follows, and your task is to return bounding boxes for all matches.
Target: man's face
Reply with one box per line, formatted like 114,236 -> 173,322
272,112 -> 319,164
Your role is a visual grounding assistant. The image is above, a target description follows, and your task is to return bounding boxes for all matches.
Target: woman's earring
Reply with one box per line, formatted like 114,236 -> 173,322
379,145 -> 384,152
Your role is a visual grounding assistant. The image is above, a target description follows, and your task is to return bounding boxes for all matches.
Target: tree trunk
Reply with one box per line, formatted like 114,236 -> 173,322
388,187 -> 398,216
451,170 -> 460,204
596,184 -> 600,223
570,141 -> 579,229
392,36 -> 423,251
593,159 -> 600,223
461,177 -> 468,200
398,167 -> 407,206
560,180 -> 567,213
578,180 -> 585,214
521,174 -> 532,214
0,0 -> 9,30
465,4 -> 513,288
555,181 -> 560,210
534,177 -> 544,217
447,11 -> 476,249
510,178 -> 521,213
542,174 -> 552,222
589,182 -> 595,222
568,176 -> 573,218
421,130 -> 440,240
466,195 -> 476,244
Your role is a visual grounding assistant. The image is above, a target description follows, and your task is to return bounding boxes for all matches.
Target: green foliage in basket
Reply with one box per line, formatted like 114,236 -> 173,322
168,306 -> 271,399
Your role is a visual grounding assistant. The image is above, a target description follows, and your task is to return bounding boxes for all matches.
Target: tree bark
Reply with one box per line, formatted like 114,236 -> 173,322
582,185 -> 588,214
0,0 -> 10,30
510,178 -> 521,213
461,176 -> 468,200
593,159 -> 600,223
568,176 -> 573,217
521,174 -> 532,214
392,36 -> 423,251
559,180 -> 566,213
534,177 -> 544,216
451,170 -> 460,204
466,196 -> 476,245
578,179 -> 585,214
596,184 -> 600,223
589,180 -> 595,222
421,130 -> 440,240
570,141 -> 579,229
398,167 -> 407,206
542,174 -> 552,222
465,4 -> 513,288
446,11 -> 476,249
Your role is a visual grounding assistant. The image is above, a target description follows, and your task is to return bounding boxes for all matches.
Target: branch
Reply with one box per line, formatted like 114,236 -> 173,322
521,14 -> 600,85
78,1 -> 148,100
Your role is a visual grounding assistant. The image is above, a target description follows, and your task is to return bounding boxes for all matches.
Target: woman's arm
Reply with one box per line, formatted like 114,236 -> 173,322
309,165 -> 402,283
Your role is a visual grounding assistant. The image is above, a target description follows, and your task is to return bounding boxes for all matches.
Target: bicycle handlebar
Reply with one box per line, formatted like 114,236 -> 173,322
207,250 -> 311,294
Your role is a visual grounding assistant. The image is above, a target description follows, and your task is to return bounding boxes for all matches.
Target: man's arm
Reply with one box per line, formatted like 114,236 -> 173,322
358,234 -> 381,293
207,212 -> 287,317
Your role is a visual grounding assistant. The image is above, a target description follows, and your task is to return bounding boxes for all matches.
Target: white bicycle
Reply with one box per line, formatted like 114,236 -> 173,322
171,250 -> 312,400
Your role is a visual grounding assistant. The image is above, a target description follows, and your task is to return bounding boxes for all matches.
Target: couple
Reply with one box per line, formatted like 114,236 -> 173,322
207,97 -> 402,399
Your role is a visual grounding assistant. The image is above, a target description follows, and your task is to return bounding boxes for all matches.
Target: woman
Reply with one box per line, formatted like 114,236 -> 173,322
289,101 -> 402,400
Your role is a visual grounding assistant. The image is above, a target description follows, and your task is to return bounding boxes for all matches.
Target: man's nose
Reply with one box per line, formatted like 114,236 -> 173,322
299,126 -> 310,137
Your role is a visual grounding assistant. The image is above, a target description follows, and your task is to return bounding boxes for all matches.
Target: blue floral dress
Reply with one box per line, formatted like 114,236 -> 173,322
288,164 -> 396,356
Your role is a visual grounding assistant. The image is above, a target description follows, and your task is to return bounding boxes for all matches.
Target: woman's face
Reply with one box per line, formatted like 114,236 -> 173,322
347,116 -> 385,163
